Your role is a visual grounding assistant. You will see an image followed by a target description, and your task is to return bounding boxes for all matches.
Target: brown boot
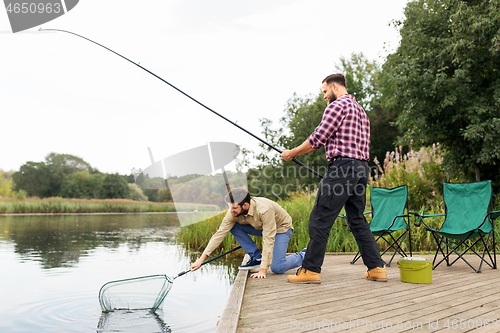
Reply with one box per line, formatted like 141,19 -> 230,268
287,267 -> 321,284
365,266 -> 387,282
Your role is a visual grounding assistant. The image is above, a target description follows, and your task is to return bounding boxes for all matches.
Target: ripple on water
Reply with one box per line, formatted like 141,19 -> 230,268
10,290 -> 217,333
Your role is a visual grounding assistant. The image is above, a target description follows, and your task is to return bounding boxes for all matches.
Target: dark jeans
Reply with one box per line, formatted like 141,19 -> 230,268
302,158 -> 385,273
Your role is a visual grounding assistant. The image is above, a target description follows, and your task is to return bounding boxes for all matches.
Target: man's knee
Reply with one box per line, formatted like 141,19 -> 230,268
270,263 -> 286,274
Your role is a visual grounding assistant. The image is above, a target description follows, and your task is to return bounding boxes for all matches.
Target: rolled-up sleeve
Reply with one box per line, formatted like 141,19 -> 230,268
259,209 -> 277,270
203,211 -> 235,256
307,103 -> 345,149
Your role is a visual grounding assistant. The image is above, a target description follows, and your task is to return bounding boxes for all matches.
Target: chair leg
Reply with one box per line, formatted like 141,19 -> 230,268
431,233 -> 445,269
384,231 -> 409,267
439,237 -> 479,273
477,232 -> 493,273
351,251 -> 362,265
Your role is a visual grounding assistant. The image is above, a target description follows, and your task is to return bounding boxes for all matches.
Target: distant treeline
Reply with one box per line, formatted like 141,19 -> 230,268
0,153 -> 246,208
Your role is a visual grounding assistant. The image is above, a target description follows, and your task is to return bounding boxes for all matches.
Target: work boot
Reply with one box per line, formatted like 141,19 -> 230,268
365,266 -> 387,282
287,267 -> 321,284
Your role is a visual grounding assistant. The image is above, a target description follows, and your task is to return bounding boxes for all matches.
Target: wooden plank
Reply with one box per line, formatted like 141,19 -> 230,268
233,254 -> 500,333
216,255 -> 250,333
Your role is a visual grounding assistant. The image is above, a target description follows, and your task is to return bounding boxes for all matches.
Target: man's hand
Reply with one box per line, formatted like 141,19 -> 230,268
281,149 -> 295,161
189,257 -> 205,272
250,268 -> 267,279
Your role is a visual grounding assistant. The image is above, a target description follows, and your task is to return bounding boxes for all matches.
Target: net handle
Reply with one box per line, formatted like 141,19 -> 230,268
175,245 -> 242,279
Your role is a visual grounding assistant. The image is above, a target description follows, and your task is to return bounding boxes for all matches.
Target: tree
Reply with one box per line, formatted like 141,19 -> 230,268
100,173 -> 130,199
384,0 -> 500,183
87,173 -> 105,199
250,53 -> 388,199
0,170 -> 14,197
336,52 -> 401,164
59,170 -> 104,199
12,162 -> 51,198
13,153 -> 95,198
59,171 -> 89,199
44,153 -> 93,197
128,183 -> 148,201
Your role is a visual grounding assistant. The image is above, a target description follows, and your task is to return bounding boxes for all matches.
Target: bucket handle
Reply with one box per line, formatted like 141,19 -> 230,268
397,261 -> 432,271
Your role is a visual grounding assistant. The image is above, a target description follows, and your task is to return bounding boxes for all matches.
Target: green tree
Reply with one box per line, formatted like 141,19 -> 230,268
337,52 -> 401,164
100,173 -> 130,199
59,170 -> 104,199
251,53 -> 387,199
45,153 -> 93,196
13,153 -> 95,198
59,171 -> 89,199
87,173 -> 105,199
0,170 -> 14,197
12,162 -> 51,198
384,0 -> 500,184
128,183 -> 148,201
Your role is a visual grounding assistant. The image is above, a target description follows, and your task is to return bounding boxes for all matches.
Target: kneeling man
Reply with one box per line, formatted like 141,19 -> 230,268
189,188 -> 306,279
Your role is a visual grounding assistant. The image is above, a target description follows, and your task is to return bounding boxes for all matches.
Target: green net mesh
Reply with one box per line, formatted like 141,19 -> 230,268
99,274 -> 173,313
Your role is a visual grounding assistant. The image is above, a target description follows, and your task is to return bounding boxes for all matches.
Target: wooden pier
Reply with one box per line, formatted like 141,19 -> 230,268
217,254 -> 500,333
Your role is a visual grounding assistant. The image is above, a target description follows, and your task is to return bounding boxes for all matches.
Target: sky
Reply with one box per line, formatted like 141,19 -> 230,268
0,0 -> 409,176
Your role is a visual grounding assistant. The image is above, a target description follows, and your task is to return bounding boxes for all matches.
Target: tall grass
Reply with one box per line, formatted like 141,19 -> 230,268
371,145 -> 500,253
0,197 -> 219,214
177,211 -> 240,253
177,194 -> 358,257
178,145 -> 500,256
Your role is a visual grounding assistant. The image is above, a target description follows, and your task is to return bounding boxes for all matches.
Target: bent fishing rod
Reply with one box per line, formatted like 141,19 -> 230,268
40,28 -> 324,179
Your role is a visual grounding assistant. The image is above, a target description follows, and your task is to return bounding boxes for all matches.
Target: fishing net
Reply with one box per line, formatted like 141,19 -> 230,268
99,274 -> 173,313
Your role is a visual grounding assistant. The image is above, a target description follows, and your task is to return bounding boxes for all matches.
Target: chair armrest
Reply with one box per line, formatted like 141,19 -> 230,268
409,212 -> 442,229
488,211 -> 500,221
385,214 -> 411,230
338,211 -> 371,220
478,211 -> 500,229
409,211 -> 424,227
339,211 -> 371,226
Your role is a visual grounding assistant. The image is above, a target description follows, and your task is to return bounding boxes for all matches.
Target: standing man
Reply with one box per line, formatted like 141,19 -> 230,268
281,73 -> 386,284
189,187 -> 306,279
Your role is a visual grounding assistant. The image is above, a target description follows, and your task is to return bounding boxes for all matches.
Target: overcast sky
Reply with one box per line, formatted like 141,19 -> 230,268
0,0 -> 409,175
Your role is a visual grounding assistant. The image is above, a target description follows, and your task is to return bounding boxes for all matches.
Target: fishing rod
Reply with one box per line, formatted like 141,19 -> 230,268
39,28 -> 324,179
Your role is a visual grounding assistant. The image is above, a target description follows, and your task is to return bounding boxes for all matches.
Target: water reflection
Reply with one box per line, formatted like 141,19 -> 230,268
0,213 -> 242,333
0,214 -> 179,269
97,311 -> 171,333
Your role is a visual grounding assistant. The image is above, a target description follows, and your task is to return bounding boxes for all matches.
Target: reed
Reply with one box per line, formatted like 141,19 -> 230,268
177,211 -> 240,253
177,194 -> 359,256
176,144 -> 500,256
0,197 -> 219,214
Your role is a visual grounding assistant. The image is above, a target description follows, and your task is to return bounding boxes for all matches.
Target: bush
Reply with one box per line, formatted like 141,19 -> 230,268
128,183 -> 148,201
371,145 -> 445,211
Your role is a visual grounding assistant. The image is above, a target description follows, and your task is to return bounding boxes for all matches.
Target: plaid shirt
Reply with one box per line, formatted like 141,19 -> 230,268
307,94 -> 370,161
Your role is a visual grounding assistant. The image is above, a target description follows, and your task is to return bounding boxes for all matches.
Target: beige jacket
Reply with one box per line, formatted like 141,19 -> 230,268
203,197 -> 293,270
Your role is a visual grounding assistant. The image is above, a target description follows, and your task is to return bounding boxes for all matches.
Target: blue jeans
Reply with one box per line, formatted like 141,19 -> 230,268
230,223 -> 304,274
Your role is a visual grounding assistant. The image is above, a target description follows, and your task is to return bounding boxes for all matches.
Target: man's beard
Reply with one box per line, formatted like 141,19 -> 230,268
233,207 -> 249,217
326,94 -> 337,104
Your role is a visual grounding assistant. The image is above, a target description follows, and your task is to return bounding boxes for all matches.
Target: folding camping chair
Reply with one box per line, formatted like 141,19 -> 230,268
341,185 -> 412,267
414,181 -> 500,273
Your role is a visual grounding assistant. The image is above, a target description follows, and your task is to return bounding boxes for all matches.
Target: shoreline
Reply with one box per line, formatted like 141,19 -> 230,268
0,211 -> 223,216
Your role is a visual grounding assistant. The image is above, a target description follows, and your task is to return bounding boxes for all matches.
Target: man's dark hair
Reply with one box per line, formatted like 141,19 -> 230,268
224,187 -> 251,206
322,73 -> 346,87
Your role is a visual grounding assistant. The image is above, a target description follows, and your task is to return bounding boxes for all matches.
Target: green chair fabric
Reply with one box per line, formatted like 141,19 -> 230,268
342,185 -> 412,267
416,181 -> 499,273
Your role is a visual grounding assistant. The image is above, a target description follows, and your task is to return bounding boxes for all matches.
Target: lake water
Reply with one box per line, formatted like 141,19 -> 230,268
0,213 -> 241,333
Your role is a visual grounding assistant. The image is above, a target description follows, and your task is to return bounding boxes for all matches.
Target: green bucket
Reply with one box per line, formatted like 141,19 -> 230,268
397,257 -> 432,284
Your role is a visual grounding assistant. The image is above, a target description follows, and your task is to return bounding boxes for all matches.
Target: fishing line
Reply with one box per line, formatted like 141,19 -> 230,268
39,28 -> 324,179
